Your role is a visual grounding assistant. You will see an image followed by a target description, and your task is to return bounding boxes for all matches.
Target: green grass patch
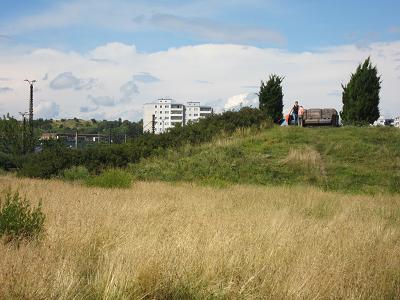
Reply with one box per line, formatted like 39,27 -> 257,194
63,166 -> 90,182
130,126 -> 400,194
86,169 -> 133,189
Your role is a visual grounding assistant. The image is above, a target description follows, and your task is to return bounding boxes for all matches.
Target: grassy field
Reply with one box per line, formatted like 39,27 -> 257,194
131,126 -> 400,194
1,176 -> 400,299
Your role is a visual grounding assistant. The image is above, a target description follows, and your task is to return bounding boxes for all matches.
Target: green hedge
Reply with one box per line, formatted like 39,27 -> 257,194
18,108 -> 270,179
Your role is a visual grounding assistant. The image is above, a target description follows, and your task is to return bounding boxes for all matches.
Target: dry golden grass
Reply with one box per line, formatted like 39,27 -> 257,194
1,175 -> 400,299
283,147 -> 327,177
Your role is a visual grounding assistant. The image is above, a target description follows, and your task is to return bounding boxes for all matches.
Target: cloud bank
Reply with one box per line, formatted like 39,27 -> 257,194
0,41 -> 400,120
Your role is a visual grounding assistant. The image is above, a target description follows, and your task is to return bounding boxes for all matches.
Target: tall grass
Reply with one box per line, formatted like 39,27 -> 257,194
0,176 -> 399,299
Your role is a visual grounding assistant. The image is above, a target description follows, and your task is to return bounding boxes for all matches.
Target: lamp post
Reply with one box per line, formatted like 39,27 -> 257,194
24,79 -> 36,152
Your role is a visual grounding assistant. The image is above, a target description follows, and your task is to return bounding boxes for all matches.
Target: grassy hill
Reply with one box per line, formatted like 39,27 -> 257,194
130,126 -> 400,194
34,118 -> 143,137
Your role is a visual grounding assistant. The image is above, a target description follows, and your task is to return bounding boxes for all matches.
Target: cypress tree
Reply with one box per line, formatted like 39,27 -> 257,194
258,74 -> 284,122
341,57 -> 381,125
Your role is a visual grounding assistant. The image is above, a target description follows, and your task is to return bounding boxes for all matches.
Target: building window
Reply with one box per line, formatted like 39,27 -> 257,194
155,105 -> 157,108
160,111 -> 162,114
194,114 -> 198,116
165,105 -> 169,108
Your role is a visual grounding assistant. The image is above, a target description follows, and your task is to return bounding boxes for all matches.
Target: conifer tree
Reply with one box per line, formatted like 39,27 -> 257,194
341,57 -> 381,125
258,74 -> 284,122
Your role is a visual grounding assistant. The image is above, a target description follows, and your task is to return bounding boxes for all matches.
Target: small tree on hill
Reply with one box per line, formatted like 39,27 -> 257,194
340,57 -> 381,125
258,74 -> 284,122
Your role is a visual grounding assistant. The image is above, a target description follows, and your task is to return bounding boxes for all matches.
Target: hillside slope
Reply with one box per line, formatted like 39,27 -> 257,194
130,126 -> 400,194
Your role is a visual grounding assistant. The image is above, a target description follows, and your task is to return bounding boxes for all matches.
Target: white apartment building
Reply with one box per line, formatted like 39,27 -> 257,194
186,101 -> 213,124
143,98 -> 213,134
394,116 -> 400,128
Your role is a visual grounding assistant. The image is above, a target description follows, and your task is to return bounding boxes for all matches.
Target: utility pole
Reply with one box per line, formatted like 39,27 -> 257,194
75,130 -> 78,149
152,114 -> 155,134
18,111 -> 28,154
24,79 -> 36,152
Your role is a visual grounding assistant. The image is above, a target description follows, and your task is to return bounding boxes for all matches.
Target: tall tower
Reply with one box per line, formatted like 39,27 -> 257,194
24,79 -> 36,152
29,83 -> 33,124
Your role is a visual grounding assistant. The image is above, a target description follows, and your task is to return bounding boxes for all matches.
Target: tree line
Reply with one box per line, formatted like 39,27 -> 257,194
17,108 -> 268,178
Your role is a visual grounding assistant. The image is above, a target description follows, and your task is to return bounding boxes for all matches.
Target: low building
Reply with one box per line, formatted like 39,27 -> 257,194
143,98 -> 213,134
40,132 -> 108,142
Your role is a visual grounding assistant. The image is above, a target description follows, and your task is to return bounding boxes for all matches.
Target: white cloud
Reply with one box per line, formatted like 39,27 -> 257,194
224,93 -> 258,111
0,0 -> 283,46
0,41 -> 400,120
0,86 -> 12,93
120,80 -> 139,104
88,95 -> 115,107
50,72 -> 97,90
35,101 -> 60,119
132,72 -> 160,83
147,13 -> 285,45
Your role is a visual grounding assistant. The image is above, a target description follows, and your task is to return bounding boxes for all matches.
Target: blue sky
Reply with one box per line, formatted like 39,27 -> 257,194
1,0 -> 399,52
0,0 -> 399,120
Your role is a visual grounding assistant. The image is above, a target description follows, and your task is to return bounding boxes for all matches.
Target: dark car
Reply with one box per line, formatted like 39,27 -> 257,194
302,108 -> 339,127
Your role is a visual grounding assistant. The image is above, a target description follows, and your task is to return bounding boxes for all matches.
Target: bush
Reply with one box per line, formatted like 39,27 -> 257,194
18,108 -> 271,179
18,147 -> 80,178
86,169 -> 132,189
0,189 -> 45,242
63,166 -> 90,181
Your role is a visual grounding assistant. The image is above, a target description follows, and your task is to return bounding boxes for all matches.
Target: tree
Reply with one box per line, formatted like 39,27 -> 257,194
258,74 -> 284,122
341,57 -> 381,125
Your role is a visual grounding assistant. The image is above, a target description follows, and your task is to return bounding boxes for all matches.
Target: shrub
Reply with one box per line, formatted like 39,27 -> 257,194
18,108 -> 271,179
18,147 -> 80,178
63,166 -> 90,181
86,169 -> 132,189
0,189 -> 45,242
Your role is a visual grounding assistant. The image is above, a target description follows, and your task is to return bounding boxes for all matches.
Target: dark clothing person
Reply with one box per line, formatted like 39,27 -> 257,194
291,104 -> 299,125
292,105 -> 299,115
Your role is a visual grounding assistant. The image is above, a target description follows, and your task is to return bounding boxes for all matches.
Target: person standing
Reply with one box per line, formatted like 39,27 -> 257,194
290,101 -> 299,125
298,105 -> 305,126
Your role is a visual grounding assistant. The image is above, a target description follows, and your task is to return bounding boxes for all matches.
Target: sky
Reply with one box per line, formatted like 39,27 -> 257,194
0,0 -> 399,121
